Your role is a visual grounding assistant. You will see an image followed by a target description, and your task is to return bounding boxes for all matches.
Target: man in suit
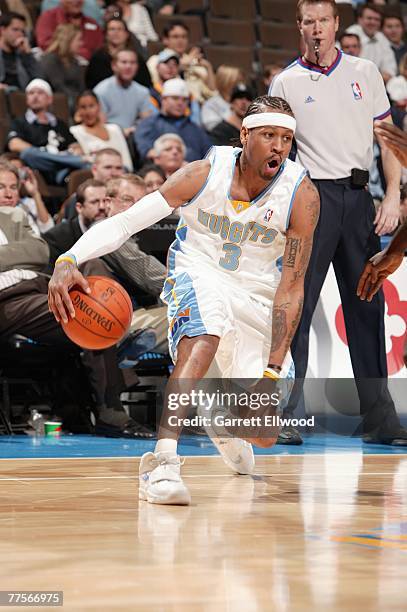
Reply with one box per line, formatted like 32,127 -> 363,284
43,178 -> 106,270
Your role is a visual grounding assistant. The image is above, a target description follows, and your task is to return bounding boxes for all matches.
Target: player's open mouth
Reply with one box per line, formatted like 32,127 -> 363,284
267,160 -> 279,169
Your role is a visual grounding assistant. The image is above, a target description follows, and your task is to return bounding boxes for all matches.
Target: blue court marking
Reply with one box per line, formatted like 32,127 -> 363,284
0,434 -> 405,460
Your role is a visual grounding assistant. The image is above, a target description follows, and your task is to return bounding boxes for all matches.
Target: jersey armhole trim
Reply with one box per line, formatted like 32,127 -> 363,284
182,146 -> 217,208
286,169 -> 308,230
374,108 -> 391,121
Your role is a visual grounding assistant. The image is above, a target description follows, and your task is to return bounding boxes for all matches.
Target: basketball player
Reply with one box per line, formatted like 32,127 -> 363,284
48,96 -> 320,505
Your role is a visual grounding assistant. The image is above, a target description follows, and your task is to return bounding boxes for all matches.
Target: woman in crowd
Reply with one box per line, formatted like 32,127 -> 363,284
201,65 -> 244,131
85,16 -> 151,89
70,90 -> 133,171
40,24 -> 85,112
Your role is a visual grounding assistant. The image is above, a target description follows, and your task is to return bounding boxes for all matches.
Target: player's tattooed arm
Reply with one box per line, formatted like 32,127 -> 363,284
160,159 -> 212,208
268,176 -> 320,368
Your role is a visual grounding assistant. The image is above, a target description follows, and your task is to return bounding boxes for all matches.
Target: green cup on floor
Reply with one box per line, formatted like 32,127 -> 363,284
44,421 -> 62,437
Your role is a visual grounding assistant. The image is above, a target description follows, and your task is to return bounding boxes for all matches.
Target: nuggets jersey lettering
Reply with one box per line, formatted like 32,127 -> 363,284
162,146 -> 307,308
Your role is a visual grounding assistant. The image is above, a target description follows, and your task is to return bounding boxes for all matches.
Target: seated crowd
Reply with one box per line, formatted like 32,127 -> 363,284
0,0 -> 406,438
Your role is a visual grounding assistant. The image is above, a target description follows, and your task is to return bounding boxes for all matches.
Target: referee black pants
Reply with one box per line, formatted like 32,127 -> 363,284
286,179 -> 396,429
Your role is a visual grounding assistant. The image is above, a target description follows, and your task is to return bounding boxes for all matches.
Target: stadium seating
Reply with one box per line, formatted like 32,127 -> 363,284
207,18 -> 256,47
209,0 -> 257,20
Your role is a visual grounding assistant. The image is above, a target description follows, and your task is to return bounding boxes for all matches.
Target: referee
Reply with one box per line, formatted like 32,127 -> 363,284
270,0 -> 406,446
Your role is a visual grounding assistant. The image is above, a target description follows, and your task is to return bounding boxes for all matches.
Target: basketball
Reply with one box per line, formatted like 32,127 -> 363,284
62,276 -> 133,350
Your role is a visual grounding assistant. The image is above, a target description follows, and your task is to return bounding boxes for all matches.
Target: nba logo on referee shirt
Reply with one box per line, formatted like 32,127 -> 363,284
351,82 -> 362,100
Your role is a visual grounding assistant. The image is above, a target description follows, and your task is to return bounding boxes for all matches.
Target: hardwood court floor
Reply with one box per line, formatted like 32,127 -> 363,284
0,454 -> 406,611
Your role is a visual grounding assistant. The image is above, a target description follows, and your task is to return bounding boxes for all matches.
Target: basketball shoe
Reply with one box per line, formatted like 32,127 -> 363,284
197,403 -> 255,475
139,452 -> 191,505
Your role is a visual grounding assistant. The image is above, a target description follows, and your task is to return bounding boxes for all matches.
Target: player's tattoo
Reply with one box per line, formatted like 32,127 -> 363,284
286,238 -> 301,267
270,308 -> 287,352
303,178 -> 320,227
293,237 -> 313,281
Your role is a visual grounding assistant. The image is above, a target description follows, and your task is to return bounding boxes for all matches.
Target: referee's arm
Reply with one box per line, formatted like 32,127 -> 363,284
374,115 -> 401,236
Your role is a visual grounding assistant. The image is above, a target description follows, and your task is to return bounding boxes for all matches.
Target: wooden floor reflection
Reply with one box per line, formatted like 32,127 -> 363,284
0,454 -> 406,611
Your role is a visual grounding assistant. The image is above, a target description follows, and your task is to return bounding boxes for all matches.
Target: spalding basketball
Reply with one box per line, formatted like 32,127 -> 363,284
62,276 -> 133,350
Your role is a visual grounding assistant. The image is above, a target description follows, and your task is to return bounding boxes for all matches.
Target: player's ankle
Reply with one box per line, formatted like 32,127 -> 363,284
155,438 -> 178,455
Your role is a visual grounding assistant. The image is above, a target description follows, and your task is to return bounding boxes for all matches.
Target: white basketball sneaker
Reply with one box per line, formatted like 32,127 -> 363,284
139,452 -> 191,505
197,404 -> 255,475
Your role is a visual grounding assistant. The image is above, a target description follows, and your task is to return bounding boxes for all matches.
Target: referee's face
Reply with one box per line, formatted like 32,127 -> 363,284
243,124 -> 293,181
298,2 -> 338,57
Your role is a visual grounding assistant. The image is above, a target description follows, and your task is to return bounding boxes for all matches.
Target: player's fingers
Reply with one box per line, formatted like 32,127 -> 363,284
52,291 -> 70,324
357,264 -> 372,299
47,289 -> 60,323
366,269 -> 381,301
74,271 -> 91,294
374,211 -> 387,235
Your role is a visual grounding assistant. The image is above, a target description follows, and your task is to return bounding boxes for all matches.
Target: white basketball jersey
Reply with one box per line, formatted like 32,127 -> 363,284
165,146 -> 307,306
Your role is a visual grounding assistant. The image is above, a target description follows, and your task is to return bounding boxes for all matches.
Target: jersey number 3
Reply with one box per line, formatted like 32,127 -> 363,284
219,243 -> 242,271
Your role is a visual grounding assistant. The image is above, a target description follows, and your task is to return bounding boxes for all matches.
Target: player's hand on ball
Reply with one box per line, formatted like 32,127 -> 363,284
357,251 -> 404,301
48,262 -> 90,323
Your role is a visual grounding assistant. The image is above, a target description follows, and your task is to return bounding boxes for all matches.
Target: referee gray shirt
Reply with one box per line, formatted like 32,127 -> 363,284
269,50 -> 391,179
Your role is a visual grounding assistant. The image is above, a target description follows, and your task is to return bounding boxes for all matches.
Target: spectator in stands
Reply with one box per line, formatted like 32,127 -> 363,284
147,21 -> 189,82
36,0 -> 104,61
150,49 -> 201,124
115,0 -> 158,49
210,84 -> 254,147
39,24 -> 85,112
43,178 -> 106,267
86,17 -> 152,90
147,21 -> 216,103
152,133 -> 185,178
346,3 -> 397,82
40,0 -> 104,26
7,78 -> 88,185
339,32 -> 362,56
201,65 -> 244,132
70,90 -> 133,171
262,64 -> 284,93
382,14 -> 407,67
62,147 -> 124,219
0,1 -> 33,35
134,78 -> 211,162
0,12 -> 40,91
93,48 -> 155,134
0,155 -> 54,233
137,163 -> 165,193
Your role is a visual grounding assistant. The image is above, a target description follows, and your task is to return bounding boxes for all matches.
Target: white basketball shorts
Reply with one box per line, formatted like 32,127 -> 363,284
162,269 -> 295,379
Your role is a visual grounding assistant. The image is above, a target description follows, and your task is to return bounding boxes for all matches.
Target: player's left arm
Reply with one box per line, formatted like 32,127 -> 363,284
266,176 -> 320,373
375,114 -> 401,236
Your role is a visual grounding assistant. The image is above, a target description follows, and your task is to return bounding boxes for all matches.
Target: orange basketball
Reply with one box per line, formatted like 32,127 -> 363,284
62,276 -> 133,350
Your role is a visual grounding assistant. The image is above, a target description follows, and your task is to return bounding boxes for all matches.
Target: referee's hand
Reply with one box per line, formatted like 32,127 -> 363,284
374,193 -> 400,236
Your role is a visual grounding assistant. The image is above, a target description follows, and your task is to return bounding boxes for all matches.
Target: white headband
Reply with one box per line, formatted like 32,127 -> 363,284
242,112 -> 296,133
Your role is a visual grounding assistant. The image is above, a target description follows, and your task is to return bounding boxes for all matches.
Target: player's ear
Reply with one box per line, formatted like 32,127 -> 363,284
334,16 -> 339,34
240,126 -> 249,146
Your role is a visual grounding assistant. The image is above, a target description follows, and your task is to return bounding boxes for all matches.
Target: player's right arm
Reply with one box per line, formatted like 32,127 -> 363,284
48,159 -> 211,323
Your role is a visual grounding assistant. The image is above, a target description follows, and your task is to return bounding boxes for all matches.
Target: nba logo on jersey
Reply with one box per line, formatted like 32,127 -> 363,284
264,208 -> 273,222
351,82 -> 362,100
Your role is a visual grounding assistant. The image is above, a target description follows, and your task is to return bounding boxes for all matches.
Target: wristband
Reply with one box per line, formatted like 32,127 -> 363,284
263,367 -> 281,380
55,252 -> 77,267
